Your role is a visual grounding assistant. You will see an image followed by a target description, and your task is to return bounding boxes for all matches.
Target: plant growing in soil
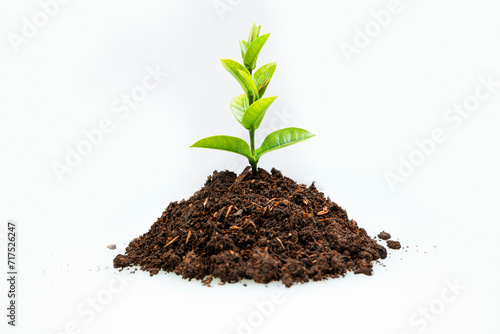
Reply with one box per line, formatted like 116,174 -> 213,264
191,24 -> 315,176
114,24 -> 395,288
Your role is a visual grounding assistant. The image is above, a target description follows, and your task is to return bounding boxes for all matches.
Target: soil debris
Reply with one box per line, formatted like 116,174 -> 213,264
387,240 -> 401,250
377,231 -> 391,240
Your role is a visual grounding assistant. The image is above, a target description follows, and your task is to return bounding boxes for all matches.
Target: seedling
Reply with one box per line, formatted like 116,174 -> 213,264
191,24 -> 315,176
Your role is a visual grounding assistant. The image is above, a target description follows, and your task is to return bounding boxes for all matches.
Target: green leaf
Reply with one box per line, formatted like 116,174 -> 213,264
247,24 -> 261,44
230,94 -> 249,125
253,62 -> 276,97
239,40 -> 248,59
244,33 -> 270,72
241,96 -> 277,130
191,135 -> 252,159
255,127 -> 315,159
221,60 -> 256,101
237,70 -> 259,104
221,59 -> 250,85
220,59 -> 259,103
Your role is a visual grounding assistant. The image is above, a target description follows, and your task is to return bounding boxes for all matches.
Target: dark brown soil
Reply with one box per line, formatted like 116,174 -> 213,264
387,240 -> 401,250
114,167 -> 389,287
378,231 -> 391,240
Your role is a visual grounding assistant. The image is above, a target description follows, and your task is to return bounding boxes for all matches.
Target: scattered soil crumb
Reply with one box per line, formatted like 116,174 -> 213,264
202,275 -> 213,286
107,244 -> 117,250
377,231 -> 391,240
387,240 -> 401,250
354,267 -> 373,275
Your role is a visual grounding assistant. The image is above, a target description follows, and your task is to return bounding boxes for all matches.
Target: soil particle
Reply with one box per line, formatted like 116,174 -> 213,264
107,244 -> 117,250
387,240 -> 401,250
113,254 -> 130,267
202,275 -> 213,286
377,231 -> 391,240
114,168 -> 389,287
376,244 -> 388,259
354,266 -> 373,276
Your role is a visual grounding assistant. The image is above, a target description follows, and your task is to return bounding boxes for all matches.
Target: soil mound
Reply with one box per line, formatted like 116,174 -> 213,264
114,168 -> 387,287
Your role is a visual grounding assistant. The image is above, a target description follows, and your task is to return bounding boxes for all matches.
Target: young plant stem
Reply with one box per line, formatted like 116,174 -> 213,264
249,128 -> 257,176
191,25 -> 315,174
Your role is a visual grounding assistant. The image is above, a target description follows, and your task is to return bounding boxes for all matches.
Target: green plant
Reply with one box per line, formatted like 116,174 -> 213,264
191,24 -> 315,176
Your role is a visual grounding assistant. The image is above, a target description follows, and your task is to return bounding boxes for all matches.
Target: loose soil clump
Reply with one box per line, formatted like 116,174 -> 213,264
114,168 -> 389,287
387,240 -> 401,250
378,231 -> 391,240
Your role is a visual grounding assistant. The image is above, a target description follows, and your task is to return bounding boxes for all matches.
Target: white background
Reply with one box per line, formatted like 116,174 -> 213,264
1,0 -> 499,333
